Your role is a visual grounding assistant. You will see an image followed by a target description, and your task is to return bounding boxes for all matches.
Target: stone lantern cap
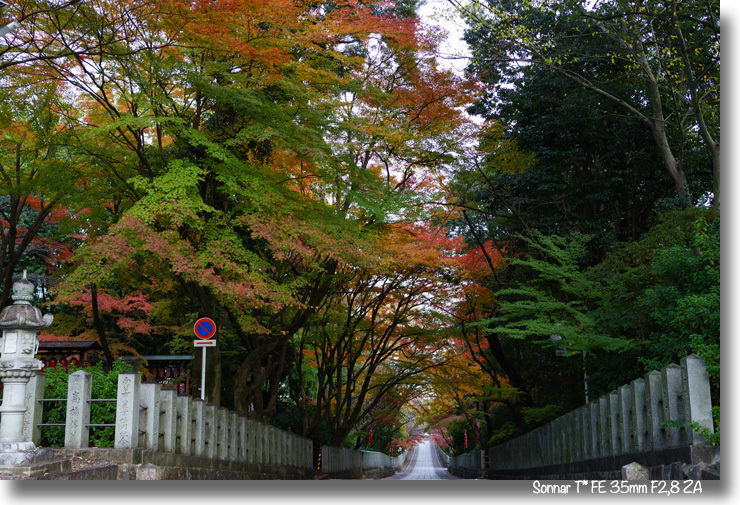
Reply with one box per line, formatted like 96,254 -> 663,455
0,271 -> 53,330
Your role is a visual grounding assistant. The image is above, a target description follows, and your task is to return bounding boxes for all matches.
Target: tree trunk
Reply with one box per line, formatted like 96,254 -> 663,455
712,145 -> 720,208
90,284 -> 115,370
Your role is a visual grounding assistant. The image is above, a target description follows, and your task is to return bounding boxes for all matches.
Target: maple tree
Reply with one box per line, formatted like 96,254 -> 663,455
290,223 -> 463,445
0,72 -> 90,308
3,0 -> 479,431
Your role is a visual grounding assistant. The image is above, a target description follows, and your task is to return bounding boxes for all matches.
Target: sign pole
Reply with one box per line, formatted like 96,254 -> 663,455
193,317 -> 217,402
201,346 -> 207,401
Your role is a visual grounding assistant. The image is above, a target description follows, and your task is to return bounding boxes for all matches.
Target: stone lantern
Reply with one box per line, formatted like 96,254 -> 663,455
0,270 -> 52,456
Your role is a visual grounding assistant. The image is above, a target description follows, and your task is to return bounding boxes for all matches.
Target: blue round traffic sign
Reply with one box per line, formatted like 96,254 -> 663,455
194,317 -> 217,339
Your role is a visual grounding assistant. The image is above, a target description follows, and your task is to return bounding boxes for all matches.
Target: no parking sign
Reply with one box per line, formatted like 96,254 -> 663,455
194,317 -> 217,399
194,317 -> 217,339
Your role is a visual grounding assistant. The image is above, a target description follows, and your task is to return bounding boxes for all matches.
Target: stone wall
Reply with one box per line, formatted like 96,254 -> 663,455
44,447 -> 314,480
487,354 -> 717,479
320,445 -> 410,479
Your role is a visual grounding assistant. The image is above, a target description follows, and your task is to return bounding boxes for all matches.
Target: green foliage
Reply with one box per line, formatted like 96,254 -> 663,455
446,419 -> 476,455
487,231 -> 626,353
661,419 -> 686,429
463,35 -> 675,260
522,404 -> 562,427
662,405 -> 720,447
461,0 -> 719,207
639,212 -> 720,389
690,406 -> 720,446
40,359 -> 131,448
588,208 -> 719,402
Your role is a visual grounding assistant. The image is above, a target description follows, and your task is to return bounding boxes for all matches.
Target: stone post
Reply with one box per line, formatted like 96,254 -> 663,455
216,407 -> 228,460
618,384 -> 634,454
631,378 -> 647,452
278,427 -> 284,466
24,373 -> 45,446
579,405 -> 591,461
545,421 -> 554,466
567,411 -> 577,463
228,411 -> 238,461
282,430 -> 289,467
246,420 -> 256,464
176,394 -> 192,455
160,388 -> 176,453
0,271 -> 53,460
270,426 -> 282,466
598,396 -> 609,456
535,428 -> 545,467
238,416 -> 247,462
589,400 -> 600,458
192,399 -> 206,457
257,421 -> 266,465
261,422 -> 270,465
65,370 -> 92,449
559,416 -> 567,464
115,371 -> 140,449
644,370 -> 665,450
139,382 -> 162,451
608,391 -> 620,455
268,425 -> 277,466
571,409 -> 581,462
662,364 -> 685,447
204,403 -> 216,459
680,354 -> 714,445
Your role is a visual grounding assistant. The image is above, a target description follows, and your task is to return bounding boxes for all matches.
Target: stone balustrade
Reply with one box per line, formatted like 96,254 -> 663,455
447,449 -> 485,479
320,445 -> 409,479
437,447 -> 450,467
17,369 -> 313,472
488,354 -> 715,474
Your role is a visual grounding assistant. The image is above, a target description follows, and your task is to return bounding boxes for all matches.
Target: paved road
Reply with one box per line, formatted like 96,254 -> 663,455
388,439 -> 459,480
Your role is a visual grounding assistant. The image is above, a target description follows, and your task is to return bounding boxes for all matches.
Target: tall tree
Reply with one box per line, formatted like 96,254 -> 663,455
0,76 -> 87,307
292,223 -> 461,444
453,0 -> 720,207
18,0 -> 478,425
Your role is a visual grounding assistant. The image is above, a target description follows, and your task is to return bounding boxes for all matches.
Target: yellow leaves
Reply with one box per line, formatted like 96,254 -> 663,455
1,121 -> 35,145
477,120 -> 535,175
375,223 -> 458,274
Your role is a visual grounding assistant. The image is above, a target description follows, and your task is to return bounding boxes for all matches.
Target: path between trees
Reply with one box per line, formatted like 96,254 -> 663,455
386,440 -> 458,480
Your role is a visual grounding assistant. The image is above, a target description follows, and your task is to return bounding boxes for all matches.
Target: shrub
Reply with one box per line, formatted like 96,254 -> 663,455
40,359 -> 131,447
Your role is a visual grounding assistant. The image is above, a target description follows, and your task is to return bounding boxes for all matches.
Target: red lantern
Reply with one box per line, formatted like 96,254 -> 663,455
165,366 -> 172,379
59,358 -> 68,368
48,358 -> 57,369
